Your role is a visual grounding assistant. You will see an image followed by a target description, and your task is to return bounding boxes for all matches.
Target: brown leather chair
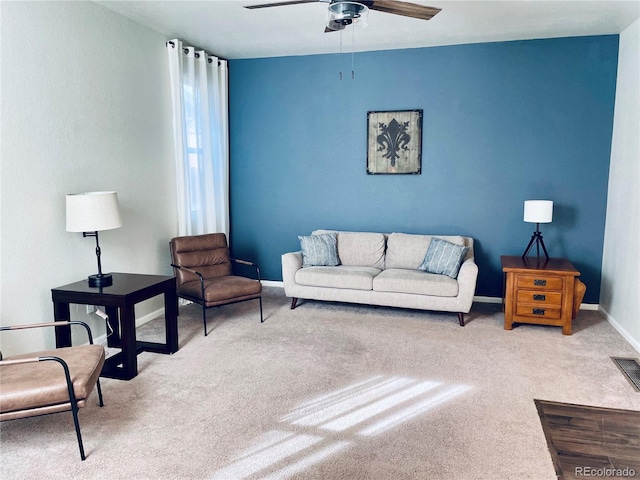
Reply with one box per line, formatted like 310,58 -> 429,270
0,321 -> 105,461
170,233 -> 263,336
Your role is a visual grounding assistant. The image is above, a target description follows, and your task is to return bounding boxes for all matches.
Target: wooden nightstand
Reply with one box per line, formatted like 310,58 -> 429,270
501,256 -> 582,335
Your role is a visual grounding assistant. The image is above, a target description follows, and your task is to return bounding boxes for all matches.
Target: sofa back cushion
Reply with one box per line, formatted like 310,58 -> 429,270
312,230 -> 386,269
385,233 -> 467,270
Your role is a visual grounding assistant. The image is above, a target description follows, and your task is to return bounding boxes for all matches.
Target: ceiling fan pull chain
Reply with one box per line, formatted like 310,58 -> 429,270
340,29 -> 344,80
351,24 -> 355,79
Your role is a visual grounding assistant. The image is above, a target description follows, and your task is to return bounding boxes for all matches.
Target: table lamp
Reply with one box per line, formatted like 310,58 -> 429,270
66,191 -> 122,287
522,200 -> 553,262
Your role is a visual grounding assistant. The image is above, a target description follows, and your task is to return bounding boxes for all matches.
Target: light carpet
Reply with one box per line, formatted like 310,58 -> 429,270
1,287 -> 639,480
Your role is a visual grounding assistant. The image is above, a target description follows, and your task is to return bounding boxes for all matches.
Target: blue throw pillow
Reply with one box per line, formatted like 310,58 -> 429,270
298,233 -> 340,267
418,238 -> 469,279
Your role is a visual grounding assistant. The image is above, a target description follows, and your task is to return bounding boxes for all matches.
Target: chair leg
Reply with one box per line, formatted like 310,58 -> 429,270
70,402 -> 86,461
203,305 -> 208,336
457,312 -> 465,327
45,356 -> 87,460
259,297 -> 264,323
290,297 -> 298,310
96,379 -> 104,407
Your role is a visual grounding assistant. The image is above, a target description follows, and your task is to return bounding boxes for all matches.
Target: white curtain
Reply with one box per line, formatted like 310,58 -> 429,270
167,39 -> 229,237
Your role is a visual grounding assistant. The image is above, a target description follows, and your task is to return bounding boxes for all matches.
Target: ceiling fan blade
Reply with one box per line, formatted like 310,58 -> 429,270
365,0 -> 441,21
244,0 -> 321,9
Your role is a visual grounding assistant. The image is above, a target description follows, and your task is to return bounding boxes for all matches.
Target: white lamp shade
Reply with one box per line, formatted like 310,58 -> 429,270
523,200 -> 553,224
66,191 -> 123,232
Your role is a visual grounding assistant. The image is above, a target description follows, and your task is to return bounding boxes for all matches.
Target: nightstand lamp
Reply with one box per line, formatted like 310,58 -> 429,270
522,200 -> 553,262
66,191 -> 122,287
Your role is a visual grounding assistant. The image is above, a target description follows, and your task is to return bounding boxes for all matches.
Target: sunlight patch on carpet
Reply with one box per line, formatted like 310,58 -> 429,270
283,375 -> 387,416
234,430 -> 296,461
259,441 -> 352,480
284,376 -> 420,427
320,380 -> 442,432
211,375 -> 470,479
211,432 -> 324,479
358,384 -> 471,436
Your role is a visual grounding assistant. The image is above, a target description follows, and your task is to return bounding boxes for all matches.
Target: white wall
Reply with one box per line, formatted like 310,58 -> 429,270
0,1 -> 177,355
600,18 -> 640,352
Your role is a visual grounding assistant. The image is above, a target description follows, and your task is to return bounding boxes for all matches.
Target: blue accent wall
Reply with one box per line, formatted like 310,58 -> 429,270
229,36 -> 618,303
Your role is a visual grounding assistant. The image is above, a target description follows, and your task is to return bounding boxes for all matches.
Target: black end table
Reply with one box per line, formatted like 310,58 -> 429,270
52,273 -> 178,380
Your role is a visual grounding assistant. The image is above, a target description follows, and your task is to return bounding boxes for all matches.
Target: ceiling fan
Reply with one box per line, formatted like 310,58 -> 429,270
244,0 -> 441,33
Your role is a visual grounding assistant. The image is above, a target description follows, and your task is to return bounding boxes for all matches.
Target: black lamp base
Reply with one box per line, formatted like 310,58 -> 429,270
522,229 -> 550,262
88,273 -> 113,288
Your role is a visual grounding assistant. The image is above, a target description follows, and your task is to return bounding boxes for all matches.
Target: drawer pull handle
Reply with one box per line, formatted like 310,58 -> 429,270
534,279 -> 547,286
533,308 -> 545,315
533,294 -> 546,301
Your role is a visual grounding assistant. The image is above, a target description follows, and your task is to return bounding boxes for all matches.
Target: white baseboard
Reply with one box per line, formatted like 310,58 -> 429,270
578,303 -> 600,311
136,307 -> 166,327
473,295 -> 600,311
599,306 -> 640,354
93,307 -> 165,355
473,295 -> 501,304
473,295 -> 599,311
261,283 -> 599,312
94,286 -> 636,353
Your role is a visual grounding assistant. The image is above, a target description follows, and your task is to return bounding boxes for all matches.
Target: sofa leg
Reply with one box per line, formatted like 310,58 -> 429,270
290,297 -> 298,310
457,312 -> 465,327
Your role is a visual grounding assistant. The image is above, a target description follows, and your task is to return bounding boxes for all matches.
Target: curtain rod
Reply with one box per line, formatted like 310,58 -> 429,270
165,40 -> 227,64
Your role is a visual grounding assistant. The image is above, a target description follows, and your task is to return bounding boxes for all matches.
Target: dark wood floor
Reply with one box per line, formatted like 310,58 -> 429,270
535,400 -> 640,480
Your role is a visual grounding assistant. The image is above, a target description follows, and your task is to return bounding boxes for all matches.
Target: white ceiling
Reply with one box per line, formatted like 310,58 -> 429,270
96,0 -> 640,59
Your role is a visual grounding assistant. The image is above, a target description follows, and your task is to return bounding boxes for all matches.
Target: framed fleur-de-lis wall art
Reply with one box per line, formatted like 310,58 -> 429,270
366,109 -> 423,174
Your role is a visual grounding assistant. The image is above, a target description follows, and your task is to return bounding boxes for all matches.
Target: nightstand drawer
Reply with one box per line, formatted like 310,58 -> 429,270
516,274 -> 563,291
516,290 -> 562,306
516,304 -> 561,319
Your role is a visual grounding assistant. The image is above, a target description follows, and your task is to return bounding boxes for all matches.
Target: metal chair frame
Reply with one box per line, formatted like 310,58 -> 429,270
0,321 -> 104,461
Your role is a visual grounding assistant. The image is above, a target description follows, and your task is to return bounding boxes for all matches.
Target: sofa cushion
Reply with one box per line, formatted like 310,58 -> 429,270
385,233 -> 431,269
385,233 -> 466,270
418,238 -> 469,279
298,233 -> 340,267
373,268 -> 459,297
313,230 -> 385,269
295,266 -> 381,291
179,276 -> 261,305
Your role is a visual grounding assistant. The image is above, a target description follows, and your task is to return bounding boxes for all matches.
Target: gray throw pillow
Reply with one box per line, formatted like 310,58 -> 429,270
298,233 -> 340,267
418,237 -> 469,278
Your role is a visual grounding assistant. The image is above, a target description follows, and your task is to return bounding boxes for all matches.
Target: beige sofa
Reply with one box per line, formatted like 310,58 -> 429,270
281,230 -> 478,326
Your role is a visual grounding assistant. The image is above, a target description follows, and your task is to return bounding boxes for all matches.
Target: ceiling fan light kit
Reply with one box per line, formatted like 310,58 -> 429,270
326,2 -> 368,32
